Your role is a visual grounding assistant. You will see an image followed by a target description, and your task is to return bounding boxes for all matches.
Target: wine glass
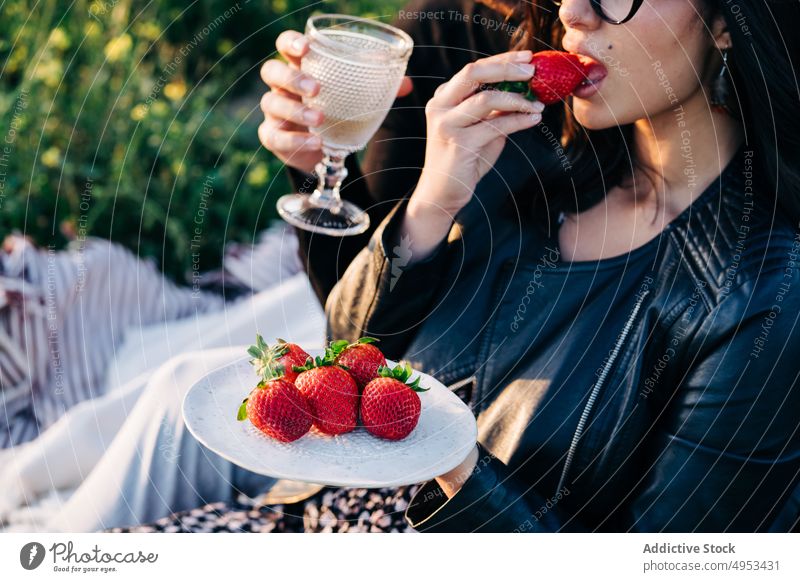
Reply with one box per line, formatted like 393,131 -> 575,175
276,14 -> 414,236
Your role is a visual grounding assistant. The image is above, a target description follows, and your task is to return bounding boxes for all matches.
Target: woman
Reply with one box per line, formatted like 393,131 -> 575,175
323,0 -> 800,532
119,0 -> 800,533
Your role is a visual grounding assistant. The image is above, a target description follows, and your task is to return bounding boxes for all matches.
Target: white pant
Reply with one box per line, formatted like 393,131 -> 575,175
1,274 -> 325,532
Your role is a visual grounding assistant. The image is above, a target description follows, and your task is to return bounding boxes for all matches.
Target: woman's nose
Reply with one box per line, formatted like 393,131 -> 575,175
558,0 -> 601,31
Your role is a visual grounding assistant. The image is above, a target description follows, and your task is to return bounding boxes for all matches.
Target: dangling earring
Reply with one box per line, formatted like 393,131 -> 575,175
710,48 -> 732,115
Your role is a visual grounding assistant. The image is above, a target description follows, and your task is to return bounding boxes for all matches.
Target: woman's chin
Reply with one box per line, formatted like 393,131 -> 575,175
572,100 -> 615,130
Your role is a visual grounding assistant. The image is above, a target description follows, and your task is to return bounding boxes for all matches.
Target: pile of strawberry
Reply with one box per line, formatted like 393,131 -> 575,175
237,335 -> 428,443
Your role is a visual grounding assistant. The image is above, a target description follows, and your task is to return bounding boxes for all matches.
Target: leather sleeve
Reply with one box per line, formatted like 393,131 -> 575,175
404,264 -> 800,532
324,197 -> 451,361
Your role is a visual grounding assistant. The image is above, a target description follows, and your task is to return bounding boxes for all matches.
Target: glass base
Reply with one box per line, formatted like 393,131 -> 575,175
277,193 -> 370,237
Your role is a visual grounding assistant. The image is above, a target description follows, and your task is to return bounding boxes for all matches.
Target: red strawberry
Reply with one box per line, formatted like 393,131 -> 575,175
493,51 -> 589,105
237,378 -> 312,443
248,335 -> 310,383
361,362 -> 428,441
528,51 -> 587,105
294,350 -> 359,436
330,337 -> 387,389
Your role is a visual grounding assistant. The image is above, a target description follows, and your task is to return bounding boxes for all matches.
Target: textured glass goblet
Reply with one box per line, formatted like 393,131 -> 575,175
277,14 -> 413,236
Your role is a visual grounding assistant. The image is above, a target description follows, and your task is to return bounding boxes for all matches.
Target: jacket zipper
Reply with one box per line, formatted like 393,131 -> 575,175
555,289 -> 650,495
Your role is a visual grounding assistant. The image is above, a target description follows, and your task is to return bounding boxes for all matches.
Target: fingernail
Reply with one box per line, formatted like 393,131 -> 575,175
528,113 -> 542,123
300,78 -> 316,95
532,101 -> 546,113
517,64 -> 535,77
303,109 -> 318,124
514,51 -> 532,62
291,37 -> 306,53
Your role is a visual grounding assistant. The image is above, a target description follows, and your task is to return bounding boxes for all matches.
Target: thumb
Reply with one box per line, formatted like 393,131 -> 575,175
396,76 -> 414,98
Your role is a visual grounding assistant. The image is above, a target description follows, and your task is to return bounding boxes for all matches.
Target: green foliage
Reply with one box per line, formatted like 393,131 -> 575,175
0,0 -> 405,282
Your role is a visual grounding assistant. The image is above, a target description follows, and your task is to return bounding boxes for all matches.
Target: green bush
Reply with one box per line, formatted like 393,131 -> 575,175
0,0 -> 405,282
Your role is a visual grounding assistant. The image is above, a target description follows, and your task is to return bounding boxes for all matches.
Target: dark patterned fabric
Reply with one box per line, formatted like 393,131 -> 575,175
108,485 -> 420,533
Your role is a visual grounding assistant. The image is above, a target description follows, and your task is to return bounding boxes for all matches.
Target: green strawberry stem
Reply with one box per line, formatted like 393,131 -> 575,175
247,334 -> 290,382
377,362 -> 429,392
327,336 -> 380,359
490,80 -> 537,102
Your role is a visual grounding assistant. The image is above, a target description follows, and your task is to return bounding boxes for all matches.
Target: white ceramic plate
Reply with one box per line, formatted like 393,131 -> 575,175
182,349 -> 478,488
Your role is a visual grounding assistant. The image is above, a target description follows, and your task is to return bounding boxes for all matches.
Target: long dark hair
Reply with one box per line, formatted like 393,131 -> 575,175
478,0 -> 800,225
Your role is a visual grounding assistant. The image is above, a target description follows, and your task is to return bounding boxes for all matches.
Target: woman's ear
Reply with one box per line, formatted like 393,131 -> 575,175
710,12 -> 732,50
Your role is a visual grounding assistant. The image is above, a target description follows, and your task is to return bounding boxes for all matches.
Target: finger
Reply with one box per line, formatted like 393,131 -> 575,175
397,77 -> 414,98
260,91 -> 324,127
471,111 -> 542,146
436,51 -> 534,106
260,59 -> 319,97
275,30 -> 309,67
258,121 -> 322,153
446,89 -> 543,127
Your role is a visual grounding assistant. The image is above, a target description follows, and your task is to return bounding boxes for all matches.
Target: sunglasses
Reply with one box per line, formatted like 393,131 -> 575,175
552,0 -> 646,25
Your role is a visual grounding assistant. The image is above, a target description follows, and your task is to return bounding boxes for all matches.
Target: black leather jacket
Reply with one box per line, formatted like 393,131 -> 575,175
325,141 -> 800,532
286,0 -> 800,531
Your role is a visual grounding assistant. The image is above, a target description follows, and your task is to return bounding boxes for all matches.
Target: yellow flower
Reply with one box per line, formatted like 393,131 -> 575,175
164,81 -> 187,101
6,45 -> 28,74
150,101 -> 168,117
41,147 -> 61,169
84,21 -> 101,38
246,162 -> 270,188
134,22 -> 161,41
49,28 -> 71,51
217,39 -> 234,56
104,34 -> 132,63
131,104 -> 148,121
33,59 -> 63,88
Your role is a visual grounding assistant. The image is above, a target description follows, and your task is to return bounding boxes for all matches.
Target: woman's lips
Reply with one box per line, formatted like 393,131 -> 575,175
573,54 -> 608,99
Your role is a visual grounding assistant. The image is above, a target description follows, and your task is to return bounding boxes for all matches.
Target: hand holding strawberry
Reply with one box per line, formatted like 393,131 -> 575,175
492,51 -> 606,105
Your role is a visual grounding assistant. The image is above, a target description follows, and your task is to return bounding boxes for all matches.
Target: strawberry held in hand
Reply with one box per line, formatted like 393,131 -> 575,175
247,335 -> 311,384
294,347 -> 359,436
361,363 -> 429,441
330,337 -> 387,389
237,378 -> 312,443
494,50 -> 602,105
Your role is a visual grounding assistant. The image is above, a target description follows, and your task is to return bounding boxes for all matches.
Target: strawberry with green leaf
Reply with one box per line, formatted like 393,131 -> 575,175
361,362 -> 429,441
493,50 -> 596,105
237,377 -> 312,443
329,337 -> 387,389
293,345 -> 359,436
247,335 -> 310,384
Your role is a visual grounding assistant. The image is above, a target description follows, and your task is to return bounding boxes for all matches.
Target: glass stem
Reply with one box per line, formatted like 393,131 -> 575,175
310,154 -> 348,210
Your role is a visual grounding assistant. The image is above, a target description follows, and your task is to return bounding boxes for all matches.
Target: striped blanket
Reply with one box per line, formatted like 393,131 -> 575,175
0,225 -> 302,449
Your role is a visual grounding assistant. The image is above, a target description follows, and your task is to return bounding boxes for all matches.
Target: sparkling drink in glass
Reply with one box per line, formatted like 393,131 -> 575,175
276,14 -> 414,236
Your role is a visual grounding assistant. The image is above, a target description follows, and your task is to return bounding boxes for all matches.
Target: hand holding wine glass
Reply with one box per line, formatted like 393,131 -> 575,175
266,15 -> 414,236
258,29 -> 413,176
